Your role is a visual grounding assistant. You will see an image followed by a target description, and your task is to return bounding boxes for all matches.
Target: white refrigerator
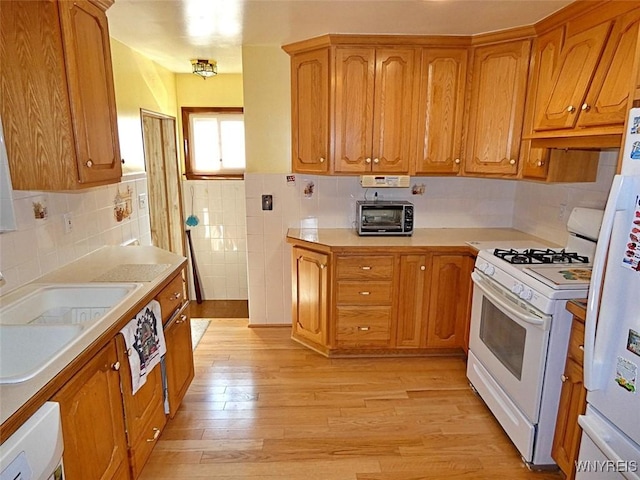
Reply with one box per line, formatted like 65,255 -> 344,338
577,108 -> 640,479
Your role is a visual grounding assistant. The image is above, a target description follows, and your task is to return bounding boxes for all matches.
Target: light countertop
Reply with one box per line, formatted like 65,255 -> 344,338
286,227 -> 559,251
0,246 -> 186,430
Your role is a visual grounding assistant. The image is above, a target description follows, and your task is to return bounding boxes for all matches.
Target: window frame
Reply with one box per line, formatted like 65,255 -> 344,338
181,106 -> 245,180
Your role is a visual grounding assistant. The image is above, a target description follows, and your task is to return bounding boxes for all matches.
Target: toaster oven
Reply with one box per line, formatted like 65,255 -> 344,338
356,200 -> 414,236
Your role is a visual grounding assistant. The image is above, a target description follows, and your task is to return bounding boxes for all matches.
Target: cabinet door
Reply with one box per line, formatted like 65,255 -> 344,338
414,49 -> 467,175
58,0 -> 122,185
464,40 -> 531,176
116,336 -> 167,479
415,48 -> 467,174
164,304 -> 195,418
426,254 -> 473,349
551,357 -> 587,478
372,48 -> 417,173
291,49 -> 330,173
534,21 -> 612,131
53,340 -> 130,480
396,254 -> 428,348
334,48 -> 376,173
577,12 -> 640,128
292,247 -> 329,346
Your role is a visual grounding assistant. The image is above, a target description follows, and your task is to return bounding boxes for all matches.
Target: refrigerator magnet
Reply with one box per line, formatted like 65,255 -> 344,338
628,329 -> 640,358
615,356 -> 637,394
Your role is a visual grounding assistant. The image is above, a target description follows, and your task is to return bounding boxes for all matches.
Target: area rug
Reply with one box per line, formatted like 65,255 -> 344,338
190,319 -> 210,350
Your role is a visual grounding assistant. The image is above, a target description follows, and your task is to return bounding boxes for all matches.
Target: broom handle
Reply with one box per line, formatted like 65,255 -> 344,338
185,229 -> 203,304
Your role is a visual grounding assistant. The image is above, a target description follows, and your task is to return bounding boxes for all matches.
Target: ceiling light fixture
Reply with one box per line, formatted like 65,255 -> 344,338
191,59 -> 217,79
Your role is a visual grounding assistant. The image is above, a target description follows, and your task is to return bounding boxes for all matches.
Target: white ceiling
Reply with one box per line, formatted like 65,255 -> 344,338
106,0 -> 574,75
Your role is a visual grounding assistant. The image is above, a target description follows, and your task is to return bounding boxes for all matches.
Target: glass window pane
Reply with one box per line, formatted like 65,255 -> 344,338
220,118 -> 245,170
192,117 -> 221,172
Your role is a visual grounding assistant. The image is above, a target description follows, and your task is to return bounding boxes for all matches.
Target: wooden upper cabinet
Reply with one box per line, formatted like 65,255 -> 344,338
577,10 -> 640,128
291,49 -> 330,173
464,40 -> 531,176
334,47 -> 416,174
414,48 -> 467,175
0,0 -> 121,190
534,21 -> 612,131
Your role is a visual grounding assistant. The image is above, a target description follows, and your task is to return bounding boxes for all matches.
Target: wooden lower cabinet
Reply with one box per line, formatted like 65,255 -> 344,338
425,254 -> 474,349
289,241 -> 474,356
552,306 -> 587,479
53,339 -> 130,480
116,336 -> 167,479
164,303 -> 195,418
291,246 -> 330,350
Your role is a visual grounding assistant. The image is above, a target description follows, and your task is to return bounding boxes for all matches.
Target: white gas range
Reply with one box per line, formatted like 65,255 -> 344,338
466,208 -> 603,469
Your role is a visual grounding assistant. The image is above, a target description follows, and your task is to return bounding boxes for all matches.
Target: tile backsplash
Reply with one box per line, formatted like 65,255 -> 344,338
0,175 -> 151,295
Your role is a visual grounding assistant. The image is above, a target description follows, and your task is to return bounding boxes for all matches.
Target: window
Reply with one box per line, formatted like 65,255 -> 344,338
182,107 -> 245,179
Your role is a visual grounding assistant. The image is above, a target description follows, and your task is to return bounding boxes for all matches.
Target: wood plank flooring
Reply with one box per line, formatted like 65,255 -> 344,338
140,319 -> 563,480
190,300 -> 249,319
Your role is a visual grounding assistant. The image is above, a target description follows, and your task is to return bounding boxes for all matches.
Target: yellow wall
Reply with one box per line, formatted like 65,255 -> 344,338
110,39 -> 178,173
176,73 -> 243,106
242,46 -> 291,173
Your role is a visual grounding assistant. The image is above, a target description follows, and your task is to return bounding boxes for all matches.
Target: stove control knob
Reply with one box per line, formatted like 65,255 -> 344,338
485,265 -> 495,276
477,262 -> 488,273
519,289 -> 533,301
511,284 -> 524,295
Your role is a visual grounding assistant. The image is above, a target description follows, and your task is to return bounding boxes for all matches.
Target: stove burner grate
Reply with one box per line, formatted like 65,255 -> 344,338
493,248 -> 589,265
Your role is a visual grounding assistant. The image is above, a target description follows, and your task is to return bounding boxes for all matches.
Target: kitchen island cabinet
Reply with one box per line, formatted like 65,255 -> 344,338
53,339 -> 130,480
287,232 -> 484,356
0,0 -> 121,190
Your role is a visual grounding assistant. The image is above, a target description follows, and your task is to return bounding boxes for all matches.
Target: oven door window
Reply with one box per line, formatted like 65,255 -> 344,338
479,298 -> 526,380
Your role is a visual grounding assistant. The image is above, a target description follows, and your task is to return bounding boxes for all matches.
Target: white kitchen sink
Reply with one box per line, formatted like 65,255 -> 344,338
0,283 -> 141,384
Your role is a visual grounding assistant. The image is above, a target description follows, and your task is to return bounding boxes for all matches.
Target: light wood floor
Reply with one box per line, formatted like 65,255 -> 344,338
140,319 -> 564,480
190,300 -> 249,319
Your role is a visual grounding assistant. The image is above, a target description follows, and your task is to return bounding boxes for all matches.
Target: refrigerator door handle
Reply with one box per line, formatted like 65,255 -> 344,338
584,175 -> 624,391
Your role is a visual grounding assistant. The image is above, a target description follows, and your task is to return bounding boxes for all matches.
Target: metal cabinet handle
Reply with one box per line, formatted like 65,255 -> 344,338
579,345 -> 584,351
561,374 -> 568,383
171,292 -> 182,301
365,158 -> 372,164
373,158 -> 379,164
454,158 -> 461,165
567,105 -> 576,113
319,157 -> 325,163
420,266 -> 426,271
320,264 -> 326,269
581,103 -> 591,112
176,314 -> 187,324
146,427 -> 161,442
111,361 -> 120,371
509,159 -> 516,165
357,326 -> 370,331
359,291 -> 371,295
537,161 -> 545,167
85,159 -> 93,168
361,266 -> 372,270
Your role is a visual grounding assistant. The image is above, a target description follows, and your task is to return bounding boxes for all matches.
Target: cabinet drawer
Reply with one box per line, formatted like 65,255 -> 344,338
336,306 -> 392,346
128,393 -> 167,479
336,281 -> 393,305
567,318 -> 585,365
156,271 -> 185,323
336,256 -> 394,280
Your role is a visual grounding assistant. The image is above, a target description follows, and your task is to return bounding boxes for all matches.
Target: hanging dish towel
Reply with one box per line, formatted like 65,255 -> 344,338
119,299 -> 166,395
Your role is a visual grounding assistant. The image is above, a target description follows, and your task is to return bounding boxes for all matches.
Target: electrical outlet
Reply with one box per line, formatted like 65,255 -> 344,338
262,194 -> 273,211
138,193 -> 147,211
63,213 -> 73,234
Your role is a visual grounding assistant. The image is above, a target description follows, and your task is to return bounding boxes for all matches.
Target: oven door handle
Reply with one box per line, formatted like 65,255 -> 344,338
471,272 -> 550,328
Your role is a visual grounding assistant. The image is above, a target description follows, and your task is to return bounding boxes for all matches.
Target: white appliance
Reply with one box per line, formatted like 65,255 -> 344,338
467,207 -> 603,468
577,108 -> 640,479
0,402 -> 65,480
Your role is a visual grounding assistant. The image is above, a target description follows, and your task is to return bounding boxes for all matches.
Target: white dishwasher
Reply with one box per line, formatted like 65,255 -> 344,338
0,402 -> 65,480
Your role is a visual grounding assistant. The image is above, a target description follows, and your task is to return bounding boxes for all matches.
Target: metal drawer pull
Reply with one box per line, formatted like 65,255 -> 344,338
567,105 -> 576,113
177,314 -> 187,324
357,326 -> 370,331
420,266 -> 426,271
359,291 -> 371,295
537,161 -> 545,167
147,427 -> 161,442
171,292 -> 182,300
85,159 -> 93,168
111,361 -> 120,371
361,266 -> 372,270
561,374 -> 568,383
509,159 -> 516,165
581,103 -> 591,112
578,345 -> 584,351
